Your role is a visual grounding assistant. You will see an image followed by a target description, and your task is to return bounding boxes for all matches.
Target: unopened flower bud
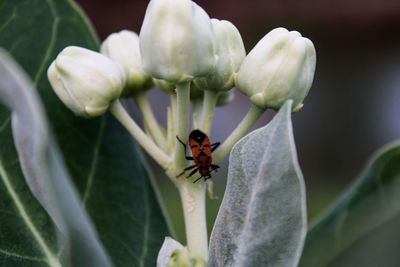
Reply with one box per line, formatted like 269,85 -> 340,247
139,0 -> 216,83
190,82 -> 204,101
236,27 -> 316,111
101,30 -> 153,97
194,19 -> 245,91
216,90 -> 235,106
47,46 -> 125,118
153,78 -> 176,95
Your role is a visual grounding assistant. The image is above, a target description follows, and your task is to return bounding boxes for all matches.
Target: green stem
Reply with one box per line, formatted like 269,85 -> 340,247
134,92 -> 167,152
199,90 -> 218,134
178,182 -> 208,261
192,98 -> 202,130
109,100 -> 171,169
213,104 -> 265,164
167,82 -> 210,262
169,93 -> 178,154
173,82 -> 191,172
170,93 -> 178,129
167,107 -> 174,154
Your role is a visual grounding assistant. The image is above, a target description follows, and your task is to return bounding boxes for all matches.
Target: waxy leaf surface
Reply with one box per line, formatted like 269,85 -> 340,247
209,100 -> 307,267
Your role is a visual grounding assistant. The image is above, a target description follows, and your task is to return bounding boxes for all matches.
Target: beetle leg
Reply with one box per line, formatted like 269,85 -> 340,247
176,135 -> 194,160
186,167 -> 199,178
211,142 -> 220,152
176,164 -> 197,177
193,176 -> 203,183
176,135 -> 188,154
211,164 -> 219,171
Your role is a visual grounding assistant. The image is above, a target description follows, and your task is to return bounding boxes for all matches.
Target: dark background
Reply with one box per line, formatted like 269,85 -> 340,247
75,0 -> 400,264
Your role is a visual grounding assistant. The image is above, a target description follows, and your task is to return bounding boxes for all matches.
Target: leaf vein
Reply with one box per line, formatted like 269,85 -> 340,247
107,234 -> 140,263
0,162 -> 61,267
0,247 -> 46,262
0,6 -> 17,33
33,0 -> 59,86
0,116 -> 11,132
82,116 -> 106,207
139,180 -> 150,267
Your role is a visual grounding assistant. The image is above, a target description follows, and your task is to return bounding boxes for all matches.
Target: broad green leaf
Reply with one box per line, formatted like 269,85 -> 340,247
0,49 -> 111,267
0,0 -> 170,266
209,100 -> 307,267
299,141 -> 400,267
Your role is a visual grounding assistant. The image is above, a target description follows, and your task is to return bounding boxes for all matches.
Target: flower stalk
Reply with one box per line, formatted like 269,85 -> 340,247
199,90 -> 218,134
134,92 -> 167,151
173,82 -> 191,172
109,100 -> 171,168
178,182 -> 208,261
213,103 -> 265,164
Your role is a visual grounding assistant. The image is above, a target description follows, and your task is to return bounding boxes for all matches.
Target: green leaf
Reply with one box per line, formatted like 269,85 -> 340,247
0,0 -> 170,266
0,48 -> 112,267
209,100 -> 307,267
299,141 -> 400,267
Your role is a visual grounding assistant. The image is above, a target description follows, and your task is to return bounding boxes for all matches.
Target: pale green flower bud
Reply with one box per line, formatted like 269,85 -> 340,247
190,82 -> 204,101
139,0 -> 216,83
153,78 -> 176,94
194,19 -> 245,91
47,46 -> 125,118
236,27 -> 316,111
100,30 -> 153,97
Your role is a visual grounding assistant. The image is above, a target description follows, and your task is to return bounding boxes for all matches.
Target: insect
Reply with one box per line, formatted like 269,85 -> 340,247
176,129 -> 220,183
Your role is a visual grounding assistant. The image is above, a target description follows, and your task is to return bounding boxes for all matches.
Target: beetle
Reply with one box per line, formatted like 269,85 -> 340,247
176,129 -> 220,183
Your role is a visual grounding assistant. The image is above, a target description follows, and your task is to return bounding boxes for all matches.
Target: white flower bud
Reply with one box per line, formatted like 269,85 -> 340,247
139,0 -> 216,83
100,30 -> 152,97
47,46 -> 125,118
190,82 -> 204,101
194,19 -> 245,91
153,78 -> 176,94
236,27 -> 316,111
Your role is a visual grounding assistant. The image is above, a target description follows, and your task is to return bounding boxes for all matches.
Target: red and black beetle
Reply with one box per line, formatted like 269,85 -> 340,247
176,129 -> 220,183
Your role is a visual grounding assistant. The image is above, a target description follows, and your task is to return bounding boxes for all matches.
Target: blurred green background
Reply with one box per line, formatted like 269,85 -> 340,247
74,0 -> 400,265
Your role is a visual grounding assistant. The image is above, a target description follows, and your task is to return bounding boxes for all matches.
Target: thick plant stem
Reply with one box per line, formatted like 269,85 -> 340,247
109,100 -> 171,168
213,104 -> 265,164
134,92 -> 167,152
173,82 -> 191,172
167,107 -> 174,154
169,93 -> 178,152
178,182 -> 208,261
169,82 -> 210,262
199,90 -> 218,134
192,98 -> 202,130
170,93 -> 178,130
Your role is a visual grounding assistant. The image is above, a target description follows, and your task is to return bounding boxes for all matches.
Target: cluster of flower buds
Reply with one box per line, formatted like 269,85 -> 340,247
47,0 -> 316,120
46,0 -> 317,263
